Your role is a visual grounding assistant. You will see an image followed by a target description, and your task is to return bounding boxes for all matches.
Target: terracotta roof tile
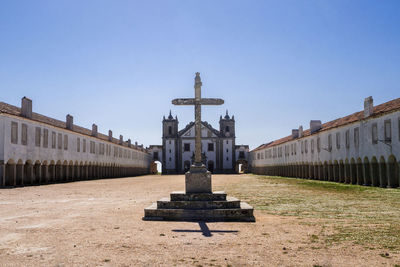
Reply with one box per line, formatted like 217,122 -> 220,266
251,97 -> 400,152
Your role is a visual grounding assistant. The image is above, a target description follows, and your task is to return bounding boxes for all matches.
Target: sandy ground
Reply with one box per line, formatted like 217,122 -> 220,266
0,174 -> 398,267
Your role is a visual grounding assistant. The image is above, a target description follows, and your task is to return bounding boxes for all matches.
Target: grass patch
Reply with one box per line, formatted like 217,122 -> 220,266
219,174 -> 400,251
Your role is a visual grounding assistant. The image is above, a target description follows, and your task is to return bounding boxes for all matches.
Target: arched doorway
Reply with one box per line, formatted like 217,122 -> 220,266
363,157 -> 371,186
379,156 -> 388,188
371,157 -> 379,187
235,159 -> 248,173
388,155 -> 399,188
5,159 -> 16,187
150,161 -> 162,174
207,161 -> 214,173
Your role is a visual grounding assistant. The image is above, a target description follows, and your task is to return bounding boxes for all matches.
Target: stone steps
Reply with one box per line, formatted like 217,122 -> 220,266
157,196 -> 240,209
144,202 -> 255,222
170,191 -> 227,201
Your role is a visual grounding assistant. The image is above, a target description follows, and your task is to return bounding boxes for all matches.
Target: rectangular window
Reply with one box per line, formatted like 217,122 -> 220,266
317,137 -> 321,152
226,140 -> 228,144
372,123 -> 378,144
35,127 -> 41,147
43,129 -> 48,148
21,123 -> 28,145
328,134 -> 332,151
83,139 -> 87,153
240,151 -> 245,158
208,143 -> 214,151
64,135 -> 68,150
261,152 -> 264,159
226,157 -> 229,161
119,147 -> 122,158
11,122 -> 18,144
304,140 -> 308,154
257,153 -> 260,160
301,141 -> 304,154
52,132 -> 56,148
311,139 -> 314,153
384,119 -> 391,142
77,137 -> 80,152
58,133 -> 62,149
354,127 -> 359,148
184,143 -> 190,152
345,130 -> 350,148
336,132 -> 341,149
90,141 -> 95,154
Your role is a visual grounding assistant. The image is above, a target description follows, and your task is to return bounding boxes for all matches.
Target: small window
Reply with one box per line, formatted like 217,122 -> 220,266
226,157 -> 229,161
239,151 -> 245,158
43,129 -> 48,148
328,134 -> 332,151
291,144 -> 293,155
294,143 -> 297,155
35,127 -> 41,147
336,132 -> 340,149
52,131 -> 56,148
11,122 -> 18,144
317,137 -> 321,152
226,148 -> 228,153
64,134 -> 68,150
184,143 -> 190,152
257,153 -> 260,160
169,157 -> 171,162
83,139 -> 87,153
304,140 -> 308,153
226,140 -> 228,144
58,133 -> 62,149
208,143 -> 214,151
345,130 -> 350,148
168,126 -> 172,135
77,137 -> 80,152
90,141 -> 95,154
261,152 -> 264,159
384,119 -> 391,142
169,140 -> 171,144
311,139 -> 314,153
301,141 -> 304,154
169,149 -> 171,153
225,126 -> 230,132
21,124 -> 28,146
354,127 -> 359,148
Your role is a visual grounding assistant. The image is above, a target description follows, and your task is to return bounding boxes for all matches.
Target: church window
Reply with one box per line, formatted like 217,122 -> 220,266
11,122 -> 18,144
226,149 -> 228,153
21,123 -> 28,145
311,139 -> 314,153
384,119 -> 391,142
328,134 -> 332,152
169,140 -> 171,145
35,127 -> 41,147
240,151 -> 245,159
317,137 -> 321,152
52,132 -> 56,149
77,138 -> 80,152
354,127 -> 359,148
64,134 -> 68,150
169,157 -> 171,162
226,140 -> 229,144
43,129 -> 48,148
83,139 -> 87,153
226,157 -> 229,161
208,143 -> 214,151
336,132 -> 341,149
58,133 -> 62,149
305,140 -> 308,154
184,143 -> 190,152
168,126 -> 172,135
225,126 -> 230,132
153,152 -> 159,160
169,149 -> 171,153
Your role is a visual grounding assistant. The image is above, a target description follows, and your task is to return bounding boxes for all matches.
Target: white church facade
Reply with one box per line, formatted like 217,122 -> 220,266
148,111 -> 249,174
250,96 -> 400,188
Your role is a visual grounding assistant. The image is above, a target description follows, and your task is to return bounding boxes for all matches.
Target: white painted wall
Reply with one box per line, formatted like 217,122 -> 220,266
223,139 -> 233,169
0,114 -> 151,168
251,111 -> 400,167
165,139 -> 175,169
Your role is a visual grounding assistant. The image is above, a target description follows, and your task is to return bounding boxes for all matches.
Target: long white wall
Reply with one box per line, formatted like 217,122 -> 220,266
0,114 -> 151,168
251,111 -> 400,167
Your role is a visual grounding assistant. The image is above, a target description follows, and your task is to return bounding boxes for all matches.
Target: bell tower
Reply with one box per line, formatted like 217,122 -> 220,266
219,110 -> 235,138
162,111 -> 179,174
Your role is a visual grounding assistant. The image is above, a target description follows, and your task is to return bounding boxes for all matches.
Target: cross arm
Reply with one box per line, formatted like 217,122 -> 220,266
172,98 -> 224,105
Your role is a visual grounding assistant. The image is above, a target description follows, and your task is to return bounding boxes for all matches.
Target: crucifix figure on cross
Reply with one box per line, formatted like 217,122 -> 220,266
172,72 -> 224,172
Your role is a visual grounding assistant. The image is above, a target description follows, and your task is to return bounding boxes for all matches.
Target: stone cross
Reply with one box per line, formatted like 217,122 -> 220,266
172,72 -> 224,167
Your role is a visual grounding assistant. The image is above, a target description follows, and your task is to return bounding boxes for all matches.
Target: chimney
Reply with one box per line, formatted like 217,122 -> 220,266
135,141 -> 138,148
128,139 -> 131,147
298,126 -> 303,138
292,129 -> 299,139
66,114 -> 74,130
108,130 -> 113,141
310,120 -> 322,134
92,124 -> 98,137
21,97 -> 32,119
364,96 -> 374,118
119,135 -> 123,145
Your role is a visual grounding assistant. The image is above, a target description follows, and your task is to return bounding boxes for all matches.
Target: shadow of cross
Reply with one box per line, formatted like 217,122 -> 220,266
172,221 -> 239,237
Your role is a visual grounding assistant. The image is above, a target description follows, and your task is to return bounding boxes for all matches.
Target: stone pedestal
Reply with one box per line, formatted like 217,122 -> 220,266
143,166 -> 255,222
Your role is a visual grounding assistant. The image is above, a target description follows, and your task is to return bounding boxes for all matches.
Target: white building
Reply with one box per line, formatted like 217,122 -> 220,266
250,96 -> 400,188
0,97 -> 151,187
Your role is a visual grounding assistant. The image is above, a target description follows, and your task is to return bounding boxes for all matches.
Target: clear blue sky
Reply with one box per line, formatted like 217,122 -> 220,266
1,0 -> 399,149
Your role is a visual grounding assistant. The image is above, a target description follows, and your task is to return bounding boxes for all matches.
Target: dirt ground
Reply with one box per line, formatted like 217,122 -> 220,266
0,174 -> 399,266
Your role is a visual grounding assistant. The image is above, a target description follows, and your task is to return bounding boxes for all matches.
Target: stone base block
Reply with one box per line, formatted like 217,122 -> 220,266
170,191 -> 226,201
185,170 -> 211,193
157,197 -> 240,209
